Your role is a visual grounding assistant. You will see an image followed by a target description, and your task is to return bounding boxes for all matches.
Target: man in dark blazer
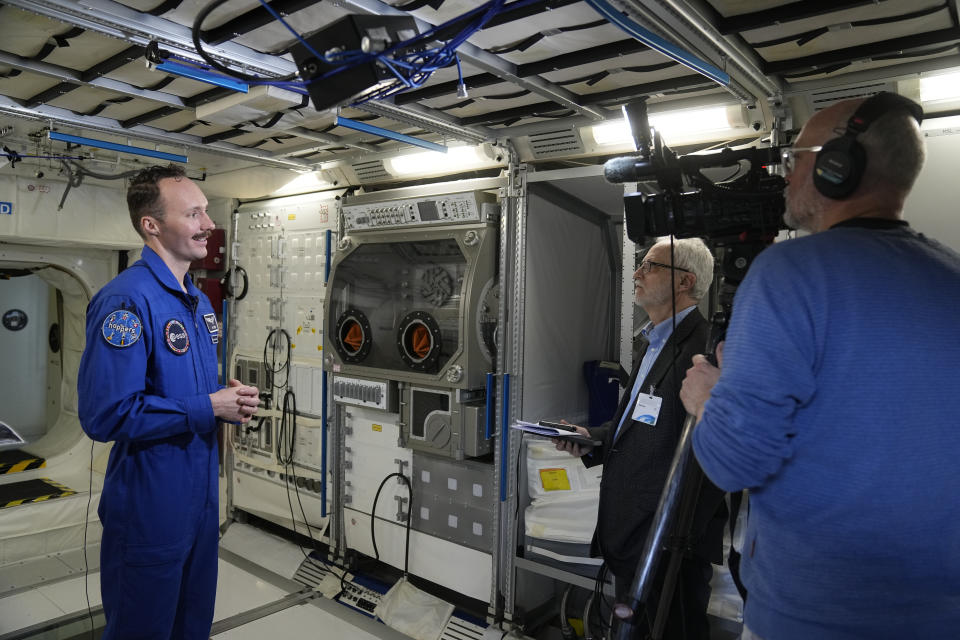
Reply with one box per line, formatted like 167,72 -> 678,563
557,237 -> 727,639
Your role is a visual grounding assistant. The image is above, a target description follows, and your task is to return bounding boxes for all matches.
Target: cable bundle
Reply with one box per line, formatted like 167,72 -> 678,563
188,0 -> 539,108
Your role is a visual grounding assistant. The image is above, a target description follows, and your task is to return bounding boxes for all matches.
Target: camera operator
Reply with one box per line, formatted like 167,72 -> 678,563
556,237 -> 726,639
680,93 -> 960,639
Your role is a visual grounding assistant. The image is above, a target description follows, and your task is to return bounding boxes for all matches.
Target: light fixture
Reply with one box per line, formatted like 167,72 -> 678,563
49,131 -> 187,163
272,171 -> 333,196
919,70 -> 960,103
386,145 -> 487,176
591,105 -> 743,147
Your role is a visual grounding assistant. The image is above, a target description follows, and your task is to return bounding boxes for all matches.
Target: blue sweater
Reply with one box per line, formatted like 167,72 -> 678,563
693,223 -> 960,639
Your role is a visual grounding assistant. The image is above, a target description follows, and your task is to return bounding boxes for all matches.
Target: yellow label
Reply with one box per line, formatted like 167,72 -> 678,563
539,468 -> 571,491
568,619 -> 584,636
288,213 -> 296,220
372,424 -> 383,432
296,326 -> 302,335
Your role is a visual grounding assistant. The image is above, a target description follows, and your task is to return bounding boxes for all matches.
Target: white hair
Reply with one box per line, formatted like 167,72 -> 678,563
652,237 -> 714,301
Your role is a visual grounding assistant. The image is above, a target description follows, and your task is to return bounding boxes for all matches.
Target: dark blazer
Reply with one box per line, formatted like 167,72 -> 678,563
585,309 -> 726,579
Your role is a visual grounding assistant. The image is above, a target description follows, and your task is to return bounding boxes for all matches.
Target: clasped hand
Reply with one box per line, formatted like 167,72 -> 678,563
210,378 -> 260,424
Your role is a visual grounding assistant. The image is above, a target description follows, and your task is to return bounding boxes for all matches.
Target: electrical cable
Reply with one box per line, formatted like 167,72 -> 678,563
262,327 -> 291,391
200,0 -> 541,107
56,159 -> 142,211
63,159 -> 142,181
370,471 -> 413,577
592,562 -> 613,635
583,590 -> 595,640
559,584 -> 576,640
258,361 -> 348,594
277,388 -> 296,465
221,265 -> 248,300
245,394 -> 270,434
192,0 -> 298,83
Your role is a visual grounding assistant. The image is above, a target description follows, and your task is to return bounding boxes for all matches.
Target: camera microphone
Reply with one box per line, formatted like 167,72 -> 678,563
603,156 -> 656,184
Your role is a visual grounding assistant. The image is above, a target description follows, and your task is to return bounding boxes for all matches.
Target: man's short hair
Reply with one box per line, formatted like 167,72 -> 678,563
127,164 -> 186,237
654,237 -> 714,301
858,108 -> 925,195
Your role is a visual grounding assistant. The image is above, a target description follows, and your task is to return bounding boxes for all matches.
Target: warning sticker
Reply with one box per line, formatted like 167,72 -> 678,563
538,468 -> 571,492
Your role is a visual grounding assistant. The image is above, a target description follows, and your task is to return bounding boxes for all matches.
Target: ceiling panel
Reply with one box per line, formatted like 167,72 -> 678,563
0,0 -> 957,179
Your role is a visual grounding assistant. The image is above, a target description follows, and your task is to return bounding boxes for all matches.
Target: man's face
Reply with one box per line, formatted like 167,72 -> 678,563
783,121 -> 830,232
633,244 -> 679,308
152,177 -> 213,265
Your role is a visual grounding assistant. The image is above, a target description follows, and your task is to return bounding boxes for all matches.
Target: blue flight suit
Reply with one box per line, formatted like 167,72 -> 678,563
78,245 -> 222,640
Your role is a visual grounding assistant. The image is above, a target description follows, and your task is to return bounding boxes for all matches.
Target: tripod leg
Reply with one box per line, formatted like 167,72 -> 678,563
650,463 -> 705,640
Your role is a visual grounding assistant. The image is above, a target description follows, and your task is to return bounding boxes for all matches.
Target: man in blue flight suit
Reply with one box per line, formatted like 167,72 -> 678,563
78,164 -> 259,640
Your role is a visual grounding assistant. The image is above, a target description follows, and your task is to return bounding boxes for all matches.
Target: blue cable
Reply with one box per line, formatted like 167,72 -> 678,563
257,0 -> 325,63
238,0 -> 542,105
455,54 -> 465,89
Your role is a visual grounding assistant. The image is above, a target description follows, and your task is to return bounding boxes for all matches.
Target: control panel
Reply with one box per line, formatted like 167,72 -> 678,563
332,375 -> 398,412
342,192 -> 494,231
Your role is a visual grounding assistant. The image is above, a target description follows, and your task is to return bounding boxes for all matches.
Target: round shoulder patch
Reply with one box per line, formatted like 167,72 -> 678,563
164,319 -> 190,355
101,309 -> 142,348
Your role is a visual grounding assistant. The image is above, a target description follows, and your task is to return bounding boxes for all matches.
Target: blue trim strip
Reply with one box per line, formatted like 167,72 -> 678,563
155,61 -> 249,93
500,373 -> 510,502
48,131 -> 188,163
485,373 -> 494,441
585,0 -> 730,87
335,117 -> 448,153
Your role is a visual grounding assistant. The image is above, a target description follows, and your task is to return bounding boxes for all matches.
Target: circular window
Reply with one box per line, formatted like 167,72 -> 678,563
397,311 -> 442,372
333,309 -> 372,363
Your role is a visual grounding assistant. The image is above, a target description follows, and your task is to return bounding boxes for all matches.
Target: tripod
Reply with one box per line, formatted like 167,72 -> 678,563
612,237 -> 771,640
610,335 -> 720,640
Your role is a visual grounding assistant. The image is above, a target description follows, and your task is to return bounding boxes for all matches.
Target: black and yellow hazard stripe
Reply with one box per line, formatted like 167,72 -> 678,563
0,449 -> 47,475
0,478 -> 77,509
0,457 -> 46,474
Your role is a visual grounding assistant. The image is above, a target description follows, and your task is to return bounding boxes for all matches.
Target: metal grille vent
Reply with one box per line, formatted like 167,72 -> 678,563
293,556 -> 329,588
351,159 -> 390,181
805,81 -> 897,113
441,616 -> 487,640
528,127 -> 584,158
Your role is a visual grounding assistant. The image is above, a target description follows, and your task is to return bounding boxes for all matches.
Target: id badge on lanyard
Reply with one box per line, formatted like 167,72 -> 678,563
631,390 -> 662,425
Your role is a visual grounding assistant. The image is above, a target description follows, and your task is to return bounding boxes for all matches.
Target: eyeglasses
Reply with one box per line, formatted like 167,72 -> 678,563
637,260 -> 691,275
781,145 -> 823,174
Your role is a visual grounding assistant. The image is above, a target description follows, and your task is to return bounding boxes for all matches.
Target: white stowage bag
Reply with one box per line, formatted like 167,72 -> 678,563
524,440 -> 603,543
524,490 -> 600,543
525,440 -> 602,500
374,577 -> 455,640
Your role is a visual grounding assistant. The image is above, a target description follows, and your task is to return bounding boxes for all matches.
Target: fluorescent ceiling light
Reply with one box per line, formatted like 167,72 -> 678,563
592,106 -> 736,146
272,171 -> 333,196
386,145 -> 486,176
919,71 -> 960,102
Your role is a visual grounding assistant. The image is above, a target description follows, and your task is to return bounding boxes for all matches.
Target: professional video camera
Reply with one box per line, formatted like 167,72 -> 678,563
604,101 -> 787,253
605,102 -> 789,640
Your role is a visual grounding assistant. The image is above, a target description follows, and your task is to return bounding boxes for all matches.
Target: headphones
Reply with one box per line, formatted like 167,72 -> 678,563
813,92 -> 923,199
